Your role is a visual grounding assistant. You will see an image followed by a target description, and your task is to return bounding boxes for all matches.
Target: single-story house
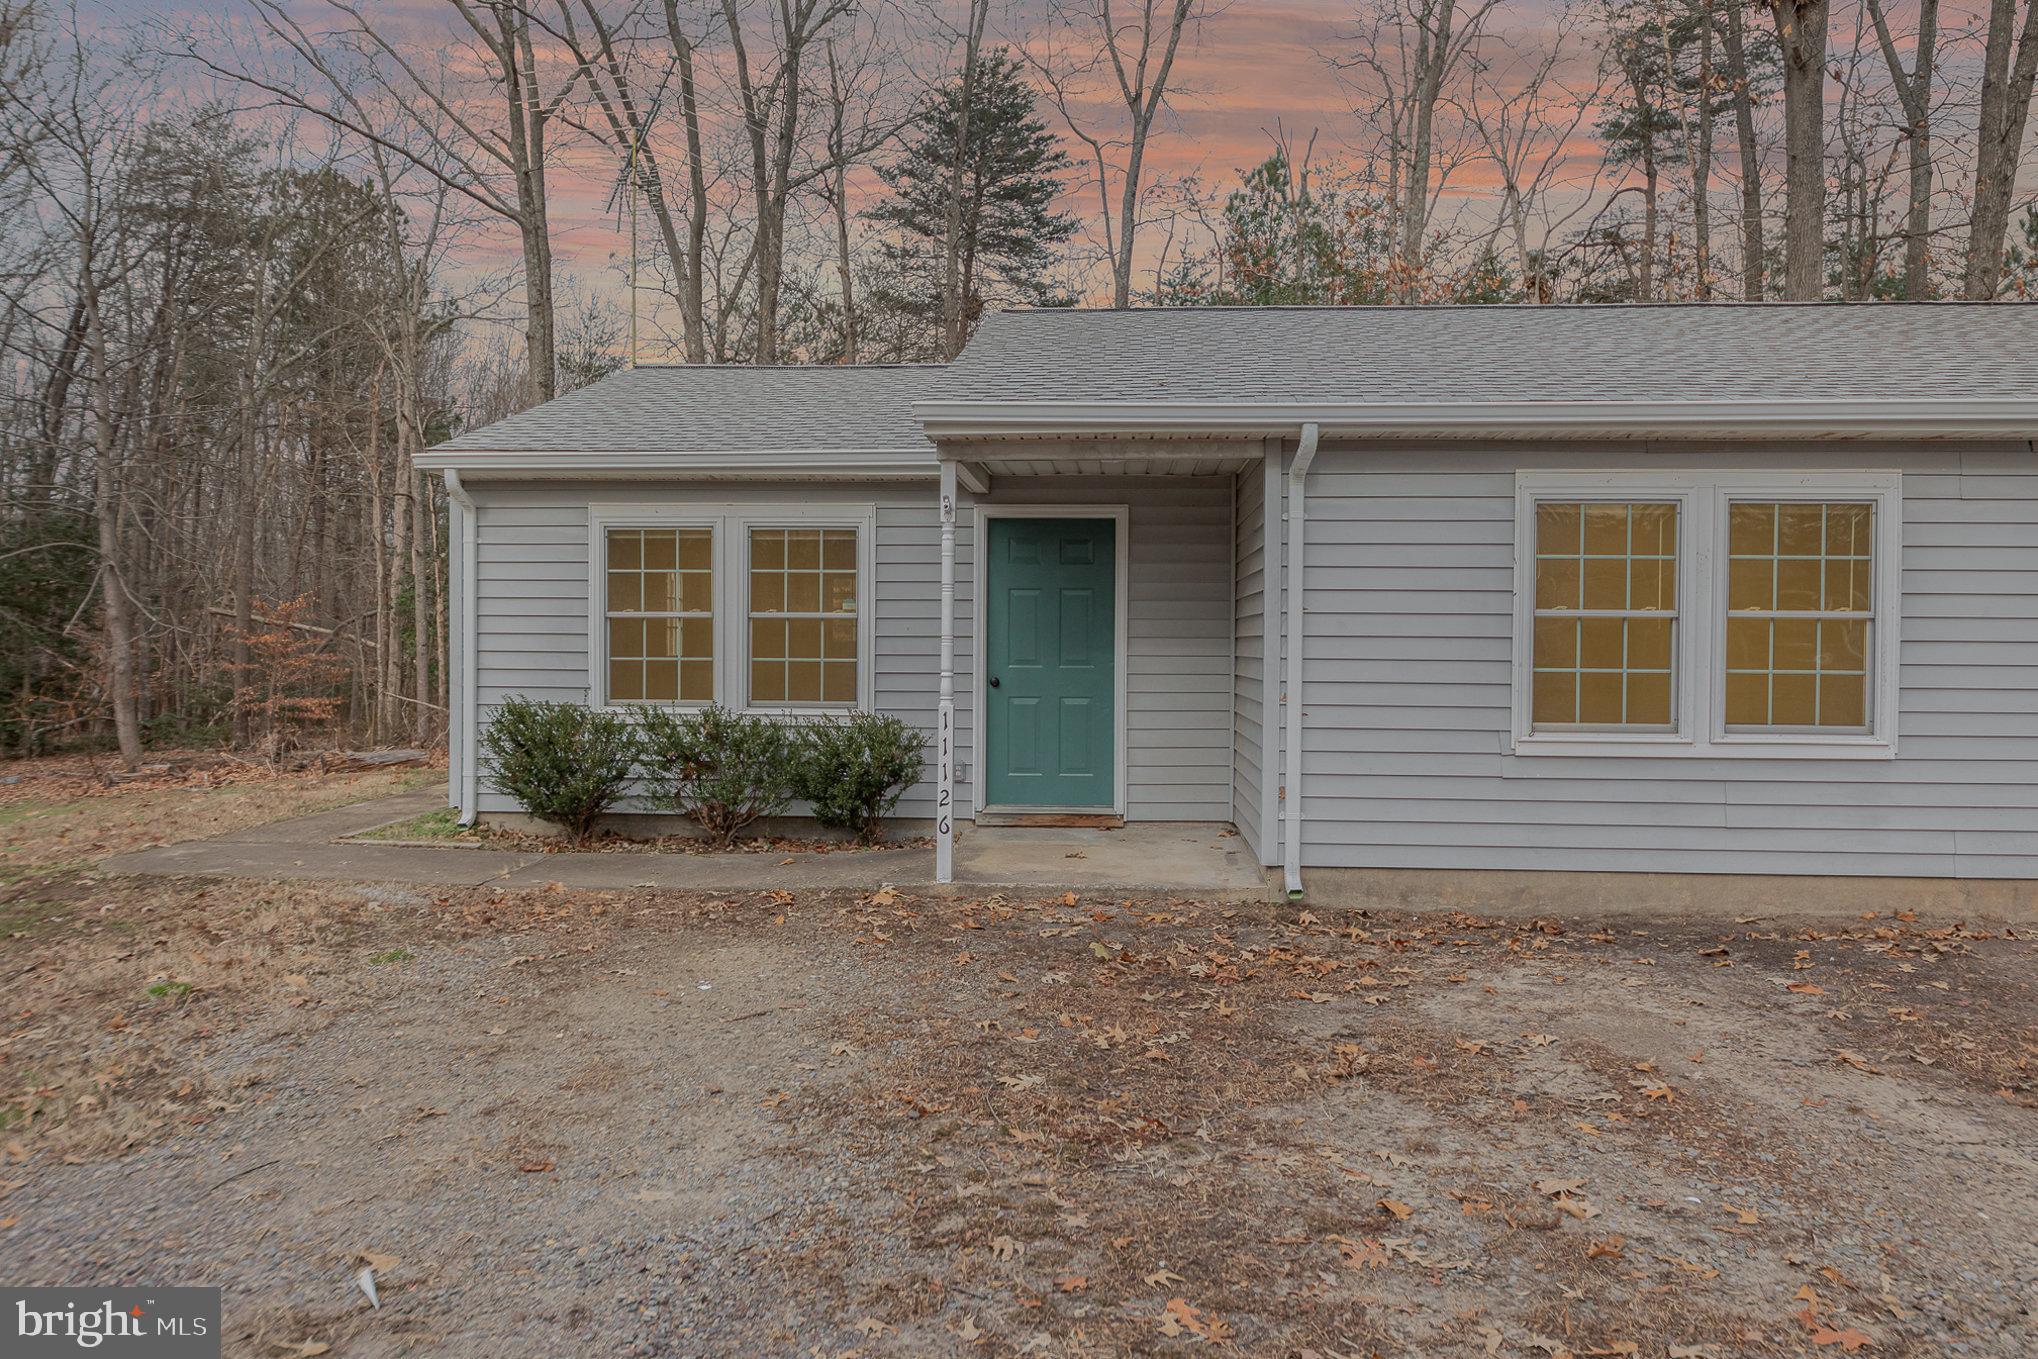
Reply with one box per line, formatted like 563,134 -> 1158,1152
416,303 -> 2038,906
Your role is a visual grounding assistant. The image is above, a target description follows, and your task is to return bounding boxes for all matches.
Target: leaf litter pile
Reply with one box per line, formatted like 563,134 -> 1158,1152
4,864 -> 2035,1358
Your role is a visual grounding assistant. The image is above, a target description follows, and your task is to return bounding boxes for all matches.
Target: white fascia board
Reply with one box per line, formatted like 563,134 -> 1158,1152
412,448 -> 939,477
913,398 -> 2038,440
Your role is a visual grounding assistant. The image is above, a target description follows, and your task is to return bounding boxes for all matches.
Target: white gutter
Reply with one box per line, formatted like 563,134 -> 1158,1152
915,397 -> 2038,441
1282,423 -> 1320,900
443,470 -> 479,826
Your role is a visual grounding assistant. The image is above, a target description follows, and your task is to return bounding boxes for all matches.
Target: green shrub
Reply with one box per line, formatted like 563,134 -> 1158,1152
794,711 -> 926,845
638,704 -> 801,847
480,697 -> 640,842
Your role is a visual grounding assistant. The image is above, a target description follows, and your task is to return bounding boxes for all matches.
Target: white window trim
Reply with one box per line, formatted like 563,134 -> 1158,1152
587,502 -> 877,716
1510,470 -> 1901,761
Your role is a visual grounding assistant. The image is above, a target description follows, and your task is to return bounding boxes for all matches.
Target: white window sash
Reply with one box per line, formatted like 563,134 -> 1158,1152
1511,470 -> 1900,761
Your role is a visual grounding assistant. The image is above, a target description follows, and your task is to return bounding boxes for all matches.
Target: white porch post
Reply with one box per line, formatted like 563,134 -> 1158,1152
936,458 -> 958,883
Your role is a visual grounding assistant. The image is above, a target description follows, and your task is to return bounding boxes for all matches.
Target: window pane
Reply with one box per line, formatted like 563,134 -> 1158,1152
1536,502 -> 1581,552
1820,673 -> 1866,727
1578,671 -> 1624,724
786,572 -> 820,613
751,660 -> 784,704
1724,672 -> 1768,725
609,617 -> 644,660
681,617 -> 714,661
1628,617 -> 1673,670
1533,617 -> 1577,669
608,569 -> 641,612
643,531 -> 676,571
680,660 -> 715,701
1535,556 -> 1580,610
608,530 -> 642,569
1580,617 -> 1624,669
1777,503 -> 1824,555
1728,502 -> 1774,555
1530,500 -> 1679,731
1532,669 -> 1577,725
823,662 -> 857,703
1627,671 -> 1672,725
1771,672 -> 1817,725
824,618 -> 858,659
751,617 -> 787,661
1582,556 -> 1627,610
1724,501 -> 1875,731
610,660 -> 643,701
644,660 -> 679,702
786,660 -> 822,703
1727,557 -> 1773,612
787,531 -> 821,570
1582,503 -> 1630,556
787,617 -> 821,660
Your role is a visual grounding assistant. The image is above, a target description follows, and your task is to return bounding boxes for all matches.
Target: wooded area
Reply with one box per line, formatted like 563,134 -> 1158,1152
2,0 -> 2034,765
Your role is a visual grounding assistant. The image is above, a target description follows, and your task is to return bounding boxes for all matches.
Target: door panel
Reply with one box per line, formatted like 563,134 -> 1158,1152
985,517 -> 1117,809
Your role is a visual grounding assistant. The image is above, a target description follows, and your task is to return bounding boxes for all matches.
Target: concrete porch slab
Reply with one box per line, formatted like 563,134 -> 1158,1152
953,821 -> 1267,897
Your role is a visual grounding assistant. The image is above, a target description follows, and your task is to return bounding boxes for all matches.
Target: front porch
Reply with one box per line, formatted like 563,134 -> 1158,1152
930,438 -> 1282,885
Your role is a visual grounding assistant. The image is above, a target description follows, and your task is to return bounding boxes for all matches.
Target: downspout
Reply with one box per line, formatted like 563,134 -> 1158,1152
443,470 -> 479,826
1282,423 -> 1320,899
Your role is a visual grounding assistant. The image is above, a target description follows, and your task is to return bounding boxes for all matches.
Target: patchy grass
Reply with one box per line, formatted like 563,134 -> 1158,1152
366,948 -> 414,965
0,896 -> 73,938
0,748 -> 443,883
354,807 -> 476,843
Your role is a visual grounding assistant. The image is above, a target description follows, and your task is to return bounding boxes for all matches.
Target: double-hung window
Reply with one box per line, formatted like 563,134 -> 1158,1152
590,506 -> 872,712
1513,473 -> 1899,758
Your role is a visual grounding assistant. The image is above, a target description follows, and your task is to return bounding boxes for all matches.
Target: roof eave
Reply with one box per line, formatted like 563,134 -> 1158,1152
914,398 -> 2038,441
413,448 -> 940,476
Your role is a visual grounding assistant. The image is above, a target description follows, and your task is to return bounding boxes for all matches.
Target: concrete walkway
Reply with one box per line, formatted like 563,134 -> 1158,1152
102,793 -> 1270,898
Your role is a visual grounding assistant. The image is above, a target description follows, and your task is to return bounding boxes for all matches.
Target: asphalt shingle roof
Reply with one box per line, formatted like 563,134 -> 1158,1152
936,303 -> 2038,405
432,362 -> 946,454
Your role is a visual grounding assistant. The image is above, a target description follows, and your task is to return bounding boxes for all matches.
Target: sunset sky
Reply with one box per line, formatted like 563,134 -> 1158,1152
102,0 -> 1995,350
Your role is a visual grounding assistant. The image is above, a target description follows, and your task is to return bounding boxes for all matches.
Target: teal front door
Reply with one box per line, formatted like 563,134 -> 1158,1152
984,517 -> 1117,809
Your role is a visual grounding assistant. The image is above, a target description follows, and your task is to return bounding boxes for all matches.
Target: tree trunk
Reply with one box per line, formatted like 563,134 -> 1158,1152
83,280 -> 142,768
1400,0 -> 1458,301
1867,0 -> 1938,297
1964,0 -> 2038,297
1723,2 -> 1767,298
1769,0 -> 1831,299
1694,0 -> 1716,299
500,7 -> 556,401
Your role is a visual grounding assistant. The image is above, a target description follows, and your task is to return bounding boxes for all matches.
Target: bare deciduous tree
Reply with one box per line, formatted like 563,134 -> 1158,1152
1964,0 -> 2038,297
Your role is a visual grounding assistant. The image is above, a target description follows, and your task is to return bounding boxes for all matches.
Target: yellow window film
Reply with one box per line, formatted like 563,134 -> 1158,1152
1724,502 -> 1872,730
604,528 -> 714,703
1530,501 -> 1678,728
749,528 -> 858,705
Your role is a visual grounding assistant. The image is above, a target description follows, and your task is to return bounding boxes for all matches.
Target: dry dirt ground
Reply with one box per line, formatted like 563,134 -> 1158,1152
3,764 -> 2035,1359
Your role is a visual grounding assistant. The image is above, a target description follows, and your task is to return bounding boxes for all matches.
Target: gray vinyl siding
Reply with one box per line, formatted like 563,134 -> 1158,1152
1232,465 -> 1267,860
468,481 -> 950,819
464,475 -> 1236,824
1299,440 -> 2038,879
965,476 -> 1235,821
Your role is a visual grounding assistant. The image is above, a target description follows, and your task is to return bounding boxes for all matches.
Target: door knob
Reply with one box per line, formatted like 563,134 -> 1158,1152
989,676 -> 1001,688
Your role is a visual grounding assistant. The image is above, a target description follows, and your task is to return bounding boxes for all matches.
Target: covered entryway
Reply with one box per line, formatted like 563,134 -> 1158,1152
926,439 -> 1279,887
981,512 -> 1122,814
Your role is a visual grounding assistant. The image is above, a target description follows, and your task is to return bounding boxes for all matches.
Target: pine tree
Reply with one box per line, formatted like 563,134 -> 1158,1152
866,50 -> 1077,356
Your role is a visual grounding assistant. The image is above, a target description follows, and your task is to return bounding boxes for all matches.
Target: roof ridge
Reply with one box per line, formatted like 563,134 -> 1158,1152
628,361 -> 951,370
987,300 -> 2027,315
